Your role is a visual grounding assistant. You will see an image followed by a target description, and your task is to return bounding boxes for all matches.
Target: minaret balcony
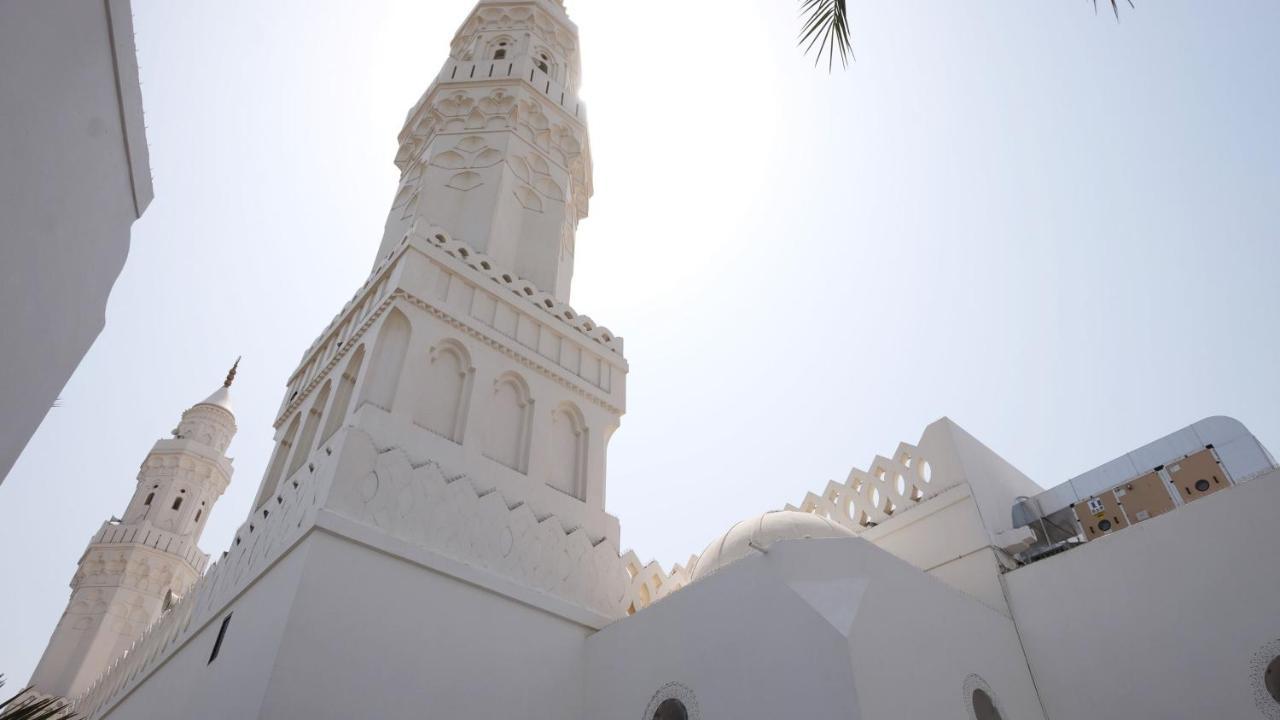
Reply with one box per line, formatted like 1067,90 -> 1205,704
430,56 -> 585,123
91,520 -> 209,573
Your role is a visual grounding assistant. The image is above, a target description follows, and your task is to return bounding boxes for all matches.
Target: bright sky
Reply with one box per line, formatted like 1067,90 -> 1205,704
3,0 -> 1278,685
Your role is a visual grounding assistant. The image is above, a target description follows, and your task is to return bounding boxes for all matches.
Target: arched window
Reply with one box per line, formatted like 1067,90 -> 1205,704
536,51 -> 550,74
171,497 -> 183,511
414,341 -> 473,443
483,373 -> 532,473
489,37 -> 513,61
360,309 -> 411,413
321,345 -> 364,444
548,403 -> 586,499
652,699 -> 688,720
144,493 -> 154,506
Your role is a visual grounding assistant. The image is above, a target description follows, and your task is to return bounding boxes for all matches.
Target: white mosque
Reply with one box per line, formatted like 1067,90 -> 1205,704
23,2 -> 1280,719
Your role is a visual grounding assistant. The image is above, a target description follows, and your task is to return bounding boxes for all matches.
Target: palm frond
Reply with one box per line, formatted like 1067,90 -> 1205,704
798,0 -> 852,71
0,686 -> 78,720
1093,0 -> 1136,20
799,1 -> 1138,70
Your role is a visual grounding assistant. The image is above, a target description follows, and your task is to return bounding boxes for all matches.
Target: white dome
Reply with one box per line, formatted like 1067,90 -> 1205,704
195,385 -> 233,414
691,510 -> 856,582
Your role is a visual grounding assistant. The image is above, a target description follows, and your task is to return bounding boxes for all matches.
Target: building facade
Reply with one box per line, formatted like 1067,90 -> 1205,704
23,2 -> 1280,719
0,0 -> 154,485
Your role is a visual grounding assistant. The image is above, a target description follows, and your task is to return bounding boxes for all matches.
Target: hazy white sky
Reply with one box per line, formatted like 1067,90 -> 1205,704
3,0 -> 1278,684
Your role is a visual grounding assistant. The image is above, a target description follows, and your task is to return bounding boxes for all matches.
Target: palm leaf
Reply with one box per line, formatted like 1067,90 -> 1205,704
1094,0 -> 1137,20
0,686 -> 77,720
798,0 -> 852,71
799,1 -> 1137,69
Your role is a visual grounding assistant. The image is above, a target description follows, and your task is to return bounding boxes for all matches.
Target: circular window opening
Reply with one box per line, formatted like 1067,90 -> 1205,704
1098,519 -> 1112,532
1267,655 -> 1280,705
652,698 -> 688,720
1195,478 -> 1211,492
644,683 -> 698,720
972,689 -> 1003,720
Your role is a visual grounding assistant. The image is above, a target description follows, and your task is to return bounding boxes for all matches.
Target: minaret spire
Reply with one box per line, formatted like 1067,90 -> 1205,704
224,356 -> 240,388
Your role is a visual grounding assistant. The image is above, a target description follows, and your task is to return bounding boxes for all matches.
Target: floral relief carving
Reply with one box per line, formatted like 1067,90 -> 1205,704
430,135 -> 504,193
329,432 -> 631,617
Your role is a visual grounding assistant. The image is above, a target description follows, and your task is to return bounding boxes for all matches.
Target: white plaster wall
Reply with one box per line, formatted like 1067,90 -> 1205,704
916,418 -> 1044,543
863,484 -> 1014,615
586,536 -> 1045,720
0,0 -> 152,483
1005,471 -> 1280,720
99,537 -> 313,720
259,529 -> 593,720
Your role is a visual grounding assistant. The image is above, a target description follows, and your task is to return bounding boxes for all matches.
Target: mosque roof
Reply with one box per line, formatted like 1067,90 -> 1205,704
691,510 -> 856,582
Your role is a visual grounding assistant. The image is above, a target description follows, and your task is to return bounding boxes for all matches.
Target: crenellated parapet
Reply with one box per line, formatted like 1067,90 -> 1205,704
787,441 -> 945,530
86,521 -> 208,574
71,426 -> 668,718
621,551 -> 698,614
619,439 -> 952,615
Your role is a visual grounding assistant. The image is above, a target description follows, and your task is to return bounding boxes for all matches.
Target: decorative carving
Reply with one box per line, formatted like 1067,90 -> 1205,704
446,171 -> 483,192
329,433 -> 629,616
453,4 -> 578,66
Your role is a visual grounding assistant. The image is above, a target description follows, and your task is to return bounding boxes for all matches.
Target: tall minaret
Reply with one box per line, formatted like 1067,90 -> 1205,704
373,0 -> 591,301
28,363 -> 239,699
252,0 -> 624,576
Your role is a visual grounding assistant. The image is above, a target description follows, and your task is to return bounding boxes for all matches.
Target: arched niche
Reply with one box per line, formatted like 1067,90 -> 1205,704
258,412 -> 301,509
414,339 -> 473,443
359,308 -> 411,413
287,380 -> 330,480
486,35 -> 514,61
321,344 -> 365,444
548,402 -> 587,499
483,372 -> 532,473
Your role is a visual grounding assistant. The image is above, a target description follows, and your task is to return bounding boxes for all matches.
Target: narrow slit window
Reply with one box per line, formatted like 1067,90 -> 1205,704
194,508 -> 203,523
172,497 -> 183,511
208,613 -> 232,664
144,493 -> 154,506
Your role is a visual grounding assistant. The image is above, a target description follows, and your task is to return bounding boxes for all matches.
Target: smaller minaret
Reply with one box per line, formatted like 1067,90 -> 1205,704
28,362 -> 239,699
